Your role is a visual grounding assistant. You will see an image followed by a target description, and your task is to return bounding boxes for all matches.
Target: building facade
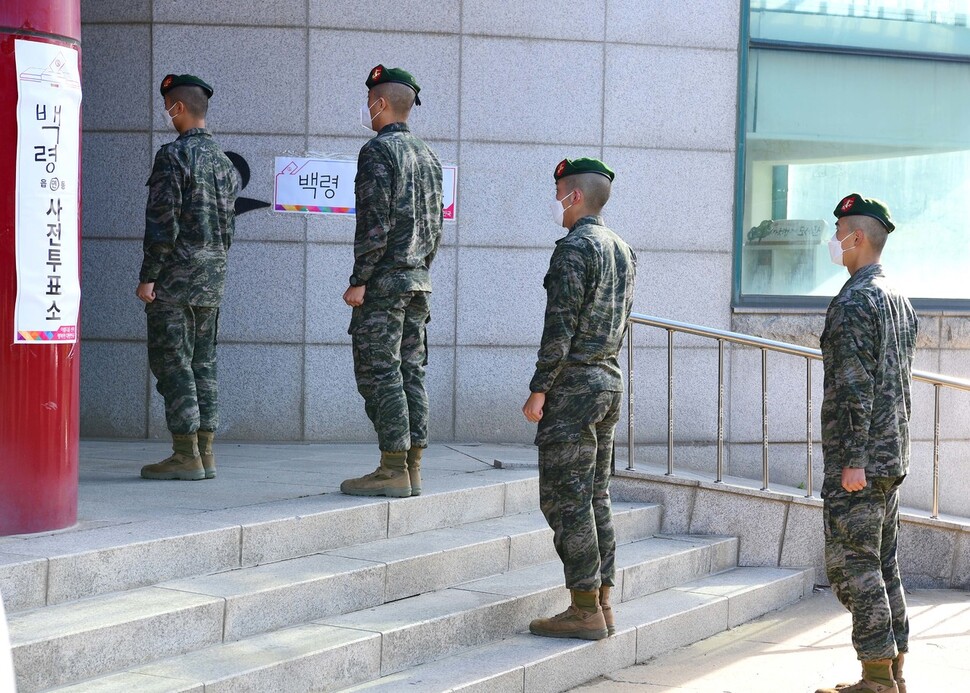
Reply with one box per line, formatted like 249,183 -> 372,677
78,1 -> 970,514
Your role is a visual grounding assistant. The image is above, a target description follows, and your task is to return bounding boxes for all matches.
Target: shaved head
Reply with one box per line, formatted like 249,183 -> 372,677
166,84 -> 208,118
370,81 -> 416,117
569,172 -> 612,212
849,215 -> 889,252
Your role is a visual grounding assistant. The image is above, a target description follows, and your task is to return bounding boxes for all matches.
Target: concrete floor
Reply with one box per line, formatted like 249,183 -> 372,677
575,587 -> 970,692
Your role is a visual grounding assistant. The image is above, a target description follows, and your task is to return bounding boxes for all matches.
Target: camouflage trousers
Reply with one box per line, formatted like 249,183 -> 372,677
350,291 -> 430,452
823,475 -> 909,661
536,390 -> 622,592
147,301 -> 219,435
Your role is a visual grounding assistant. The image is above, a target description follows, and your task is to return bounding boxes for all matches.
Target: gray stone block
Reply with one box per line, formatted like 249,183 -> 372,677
217,133 -> 307,242
459,142 -> 601,248
504,475 -> 539,515
457,247 -> 548,347
160,554 -> 386,641
80,340 -> 148,438
329,527 -> 510,602
678,566 -> 809,628
463,0 -> 605,40
689,486 -> 788,567
611,474 -> 699,535
940,316 -> 970,348
134,623 -> 382,693
81,24 -> 150,131
616,537 -> 719,600
82,131 -> 152,239
303,344 -> 456,443
234,496 -> 389,566
307,30 -> 460,140
216,344 -> 303,440
387,477 -> 506,537
152,26 -> 307,134
899,519 -> 958,588
53,670 -> 204,692
10,519 -> 240,603
81,0 -> 150,23
153,0 -> 306,25
317,588 -> 515,676
308,0 -> 460,32
604,45 -> 737,150
612,503 -> 662,542
454,347 -> 538,444
780,499 -> 826,584
219,241 -> 304,343
523,630 -> 637,693
462,512 -> 556,571
461,37 -> 602,144
604,147 -> 735,253
952,529 -> 970,589
623,589 -> 728,661
607,0 -> 742,49
9,587 -> 224,691
0,554 -> 47,613
81,239 -> 144,340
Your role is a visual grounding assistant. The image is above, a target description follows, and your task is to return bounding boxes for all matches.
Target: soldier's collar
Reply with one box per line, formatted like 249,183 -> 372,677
568,215 -> 605,232
377,122 -> 410,135
177,127 -> 211,140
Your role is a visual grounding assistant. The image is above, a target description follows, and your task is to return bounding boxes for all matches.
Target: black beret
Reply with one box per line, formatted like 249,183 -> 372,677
160,74 -> 213,98
833,193 -> 895,233
365,64 -> 421,105
554,157 -> 615,182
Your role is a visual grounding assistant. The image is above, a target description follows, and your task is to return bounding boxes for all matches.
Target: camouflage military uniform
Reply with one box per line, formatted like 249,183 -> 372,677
140,128 -> 238,435
349,122 -> 443,452
531,215 -> 637,592
820,262 -> 918,663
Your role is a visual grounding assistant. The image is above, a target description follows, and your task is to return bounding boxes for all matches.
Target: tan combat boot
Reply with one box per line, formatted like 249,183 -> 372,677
599,584 -> 615,636
529,589 -> 609,641
197,430 -> 216,479
141,433 -> 205,481
817,659 -> 898,693
340,451 -> 411,498
407,447 -> 423,496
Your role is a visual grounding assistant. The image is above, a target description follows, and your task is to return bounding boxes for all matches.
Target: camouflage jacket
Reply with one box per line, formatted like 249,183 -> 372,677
139,128 -> 238,307
820,263 -> 918,485
350,122 -> 443,296
530,215 -> 637,395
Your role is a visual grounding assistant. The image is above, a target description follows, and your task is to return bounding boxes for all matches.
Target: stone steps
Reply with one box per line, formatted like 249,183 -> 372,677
5,469 -> 813,692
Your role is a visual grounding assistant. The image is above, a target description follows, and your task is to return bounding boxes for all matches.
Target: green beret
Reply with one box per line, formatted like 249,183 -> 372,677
160,74 -> 213,98
554,157 -> 615,182
365,64 -> 421,105
833,193 -> 895,232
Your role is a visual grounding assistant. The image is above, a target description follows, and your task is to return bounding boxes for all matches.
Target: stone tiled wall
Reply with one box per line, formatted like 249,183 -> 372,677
78,0 -> 743,444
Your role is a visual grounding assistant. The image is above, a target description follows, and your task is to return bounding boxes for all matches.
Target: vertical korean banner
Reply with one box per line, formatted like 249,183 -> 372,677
13,39 -> 82,344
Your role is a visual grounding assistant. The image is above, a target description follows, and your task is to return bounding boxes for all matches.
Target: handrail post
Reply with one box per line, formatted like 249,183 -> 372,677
667,330 -> 674,476
716,339 -> 725,483
761,348 -> 769,491
932,384 -> 941,519
805,357 -> 813,498
627,325 -> 635,471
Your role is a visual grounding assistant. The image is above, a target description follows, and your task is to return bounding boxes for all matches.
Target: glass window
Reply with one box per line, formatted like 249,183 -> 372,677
738,1 -> 970,306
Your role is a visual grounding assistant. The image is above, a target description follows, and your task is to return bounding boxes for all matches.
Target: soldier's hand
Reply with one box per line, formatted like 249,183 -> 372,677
136,282 -> 156,303
841,467 -> 867,492
343,285 -> 366,307
523,392 -> 545,423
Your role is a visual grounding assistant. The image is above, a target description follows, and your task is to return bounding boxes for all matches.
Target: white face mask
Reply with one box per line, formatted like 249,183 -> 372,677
827,231 -> 856,267
550,191 -> 574,228
360,99 -> 386,130
162,102 -> 178,128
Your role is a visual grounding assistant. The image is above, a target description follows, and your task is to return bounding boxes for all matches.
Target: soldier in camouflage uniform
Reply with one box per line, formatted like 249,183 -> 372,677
137,74 -> 239,482
523,158 -> 636,641
816,194 -> 918,693
340,65 -> 443,499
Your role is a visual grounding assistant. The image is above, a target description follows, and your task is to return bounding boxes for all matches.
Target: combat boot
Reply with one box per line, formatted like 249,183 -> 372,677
340,451 -> 411,498
599,584 -> 615,636
529,589 -> 609,641
197,430 -> 216,479
406,447 -> 423,496
141,433 -> 205,481
817,659 -> 898,693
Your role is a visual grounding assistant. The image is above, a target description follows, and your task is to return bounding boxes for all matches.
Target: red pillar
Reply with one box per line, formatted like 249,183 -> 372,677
0,0 -> 82,535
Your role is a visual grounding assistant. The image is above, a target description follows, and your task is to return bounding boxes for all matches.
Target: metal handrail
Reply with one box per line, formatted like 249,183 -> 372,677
624,313 -> 970,518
